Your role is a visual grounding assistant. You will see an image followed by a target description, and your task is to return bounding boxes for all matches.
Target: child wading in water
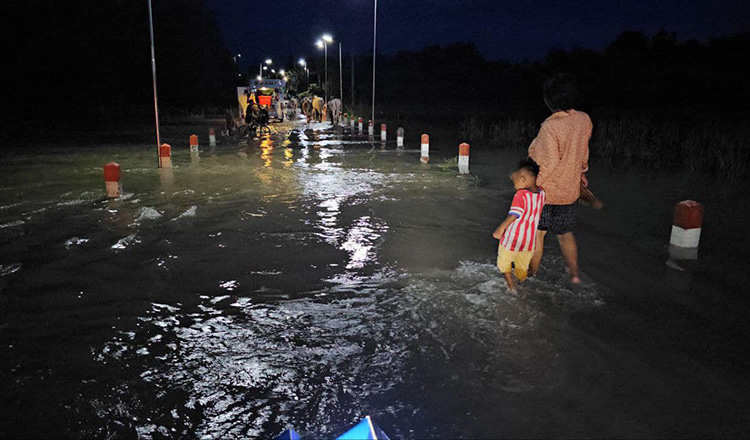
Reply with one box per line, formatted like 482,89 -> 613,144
493,159 -> 546,291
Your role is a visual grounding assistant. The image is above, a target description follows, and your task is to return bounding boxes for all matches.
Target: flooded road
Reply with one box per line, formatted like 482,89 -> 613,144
1,117 -> 749,438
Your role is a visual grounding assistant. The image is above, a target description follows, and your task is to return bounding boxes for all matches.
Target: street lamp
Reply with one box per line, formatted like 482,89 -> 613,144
299,58 -> 309,85
260,58 -> 272,79
339,42 -> 343,110
372,0 -> 377,122
147,0 -> 161,166
316,34 -> 334,101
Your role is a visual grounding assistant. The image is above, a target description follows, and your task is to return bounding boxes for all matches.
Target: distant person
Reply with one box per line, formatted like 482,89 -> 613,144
246,102 -> 260,132
527,73 -> 591,284
327,97 -> 341,125
301,97 -> 312,120
311,95 -> 324,122
223,110 -> 236,136
239,91 -> 250,119
493,159 -> 546,291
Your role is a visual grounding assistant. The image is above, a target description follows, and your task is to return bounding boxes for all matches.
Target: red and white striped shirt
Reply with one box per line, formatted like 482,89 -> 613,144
500,188 -> 546,252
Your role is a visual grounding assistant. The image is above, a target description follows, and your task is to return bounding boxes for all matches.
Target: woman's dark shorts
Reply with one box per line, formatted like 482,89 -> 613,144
538,204 -> 576,235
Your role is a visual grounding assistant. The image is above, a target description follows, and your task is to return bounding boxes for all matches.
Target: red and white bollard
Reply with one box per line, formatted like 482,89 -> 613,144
351,115 -> 356,128
208,128 -> 216,146
368,120 -> 374,136
669,200 -> 704,260
103,162 -> 122,198
420,134 -> 430,163
190,134 -> 199,153
159,143 -> 172,168
396,127 -> 404,148
458,142 -> 470,174
358,117 -> 363,133
380,124 -> 387,141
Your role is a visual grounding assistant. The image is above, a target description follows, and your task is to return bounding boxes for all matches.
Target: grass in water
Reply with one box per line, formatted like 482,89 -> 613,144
436,156 -> 458,171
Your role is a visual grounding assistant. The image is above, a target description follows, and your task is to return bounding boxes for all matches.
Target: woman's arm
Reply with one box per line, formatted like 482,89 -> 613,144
528,123 -> 559,182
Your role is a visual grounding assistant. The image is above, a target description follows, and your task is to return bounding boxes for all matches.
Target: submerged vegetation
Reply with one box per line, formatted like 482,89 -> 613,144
459,115 -> 750,178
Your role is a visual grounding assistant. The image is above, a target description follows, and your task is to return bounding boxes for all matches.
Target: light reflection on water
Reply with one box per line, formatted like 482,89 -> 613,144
0,122 -> 609,438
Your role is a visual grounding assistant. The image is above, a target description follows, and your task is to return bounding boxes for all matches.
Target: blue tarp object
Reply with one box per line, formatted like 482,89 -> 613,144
336,416 -> 390,440
275,428 -> 302,440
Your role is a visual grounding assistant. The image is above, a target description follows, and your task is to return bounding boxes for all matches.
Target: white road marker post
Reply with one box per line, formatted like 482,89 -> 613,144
103,162 -> 122,198
420,134 -> 429,163
380,123 -> 387,141
458,142 -> 470,174
189,134 -> 199,154
159,143 -> 172,168
209,128 -> 216,146
669,200 -> 704,262
396,127 -> 404,148
368,119 -> 374,136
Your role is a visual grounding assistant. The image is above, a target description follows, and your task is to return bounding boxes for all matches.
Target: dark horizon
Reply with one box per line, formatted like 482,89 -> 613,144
206,0 -> 750,70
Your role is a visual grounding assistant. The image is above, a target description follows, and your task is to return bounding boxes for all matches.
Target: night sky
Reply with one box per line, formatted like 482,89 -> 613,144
207,0 -> 749,71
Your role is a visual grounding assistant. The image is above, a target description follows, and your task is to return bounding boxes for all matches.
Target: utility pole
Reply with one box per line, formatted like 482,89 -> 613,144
147,0 -> 161,167
372,0 -> 377,122
351,50 -> 355,107
339,43 -> 343,110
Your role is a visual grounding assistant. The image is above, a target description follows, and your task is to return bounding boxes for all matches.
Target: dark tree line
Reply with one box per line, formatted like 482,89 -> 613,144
348,31 -> 750,121
5,1 -> 748,135
5,0 -> 238,132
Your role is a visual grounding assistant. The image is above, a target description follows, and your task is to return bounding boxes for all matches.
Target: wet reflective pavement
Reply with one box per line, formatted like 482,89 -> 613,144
1,118 -> 749,438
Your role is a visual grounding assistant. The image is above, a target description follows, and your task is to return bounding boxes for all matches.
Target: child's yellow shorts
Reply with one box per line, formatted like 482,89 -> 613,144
497,244 -> 534,281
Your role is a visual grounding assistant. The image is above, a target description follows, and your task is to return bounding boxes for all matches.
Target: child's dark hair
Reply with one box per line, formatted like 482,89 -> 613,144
515,158 -> 540,176
543,73 -> 577,111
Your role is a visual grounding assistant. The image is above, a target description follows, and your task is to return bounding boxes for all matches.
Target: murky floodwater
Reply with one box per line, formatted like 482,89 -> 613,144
1,117 -> 749,438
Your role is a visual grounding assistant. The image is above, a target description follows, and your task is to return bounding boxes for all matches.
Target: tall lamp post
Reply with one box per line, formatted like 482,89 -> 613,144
316,34 -> 333,101
372,0 -> 377,122
260,58 -> 272,80
299,59 -> 309,87
147,0 -> 161,166
339,42 -> 343,110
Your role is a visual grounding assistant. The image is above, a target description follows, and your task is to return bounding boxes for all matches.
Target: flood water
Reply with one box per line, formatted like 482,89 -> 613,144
1,117 -> 749,439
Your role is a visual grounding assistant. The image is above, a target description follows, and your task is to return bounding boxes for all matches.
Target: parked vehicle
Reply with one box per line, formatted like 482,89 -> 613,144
239,78 -> 287,122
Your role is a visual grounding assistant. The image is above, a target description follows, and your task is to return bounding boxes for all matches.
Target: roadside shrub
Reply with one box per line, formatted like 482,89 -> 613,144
459,114 -> 749,178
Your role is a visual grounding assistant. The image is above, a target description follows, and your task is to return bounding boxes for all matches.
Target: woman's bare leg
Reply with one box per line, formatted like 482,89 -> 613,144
556,232 -> 580,283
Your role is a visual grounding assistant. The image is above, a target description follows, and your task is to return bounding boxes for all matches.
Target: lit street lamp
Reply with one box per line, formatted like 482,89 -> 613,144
317,34 -> 333,101
372,0 -> 377,122
299,58 -> 309,86
259,58 -> 272,79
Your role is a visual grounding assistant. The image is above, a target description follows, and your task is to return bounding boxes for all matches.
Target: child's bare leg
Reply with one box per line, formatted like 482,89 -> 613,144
557,232 -> 580,283
529,230 -> 547,276
502,272 -> 516,291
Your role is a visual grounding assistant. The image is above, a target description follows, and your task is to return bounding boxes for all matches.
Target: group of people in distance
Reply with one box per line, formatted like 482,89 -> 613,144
493,73 -> 593,291
299,95 -> 342,125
